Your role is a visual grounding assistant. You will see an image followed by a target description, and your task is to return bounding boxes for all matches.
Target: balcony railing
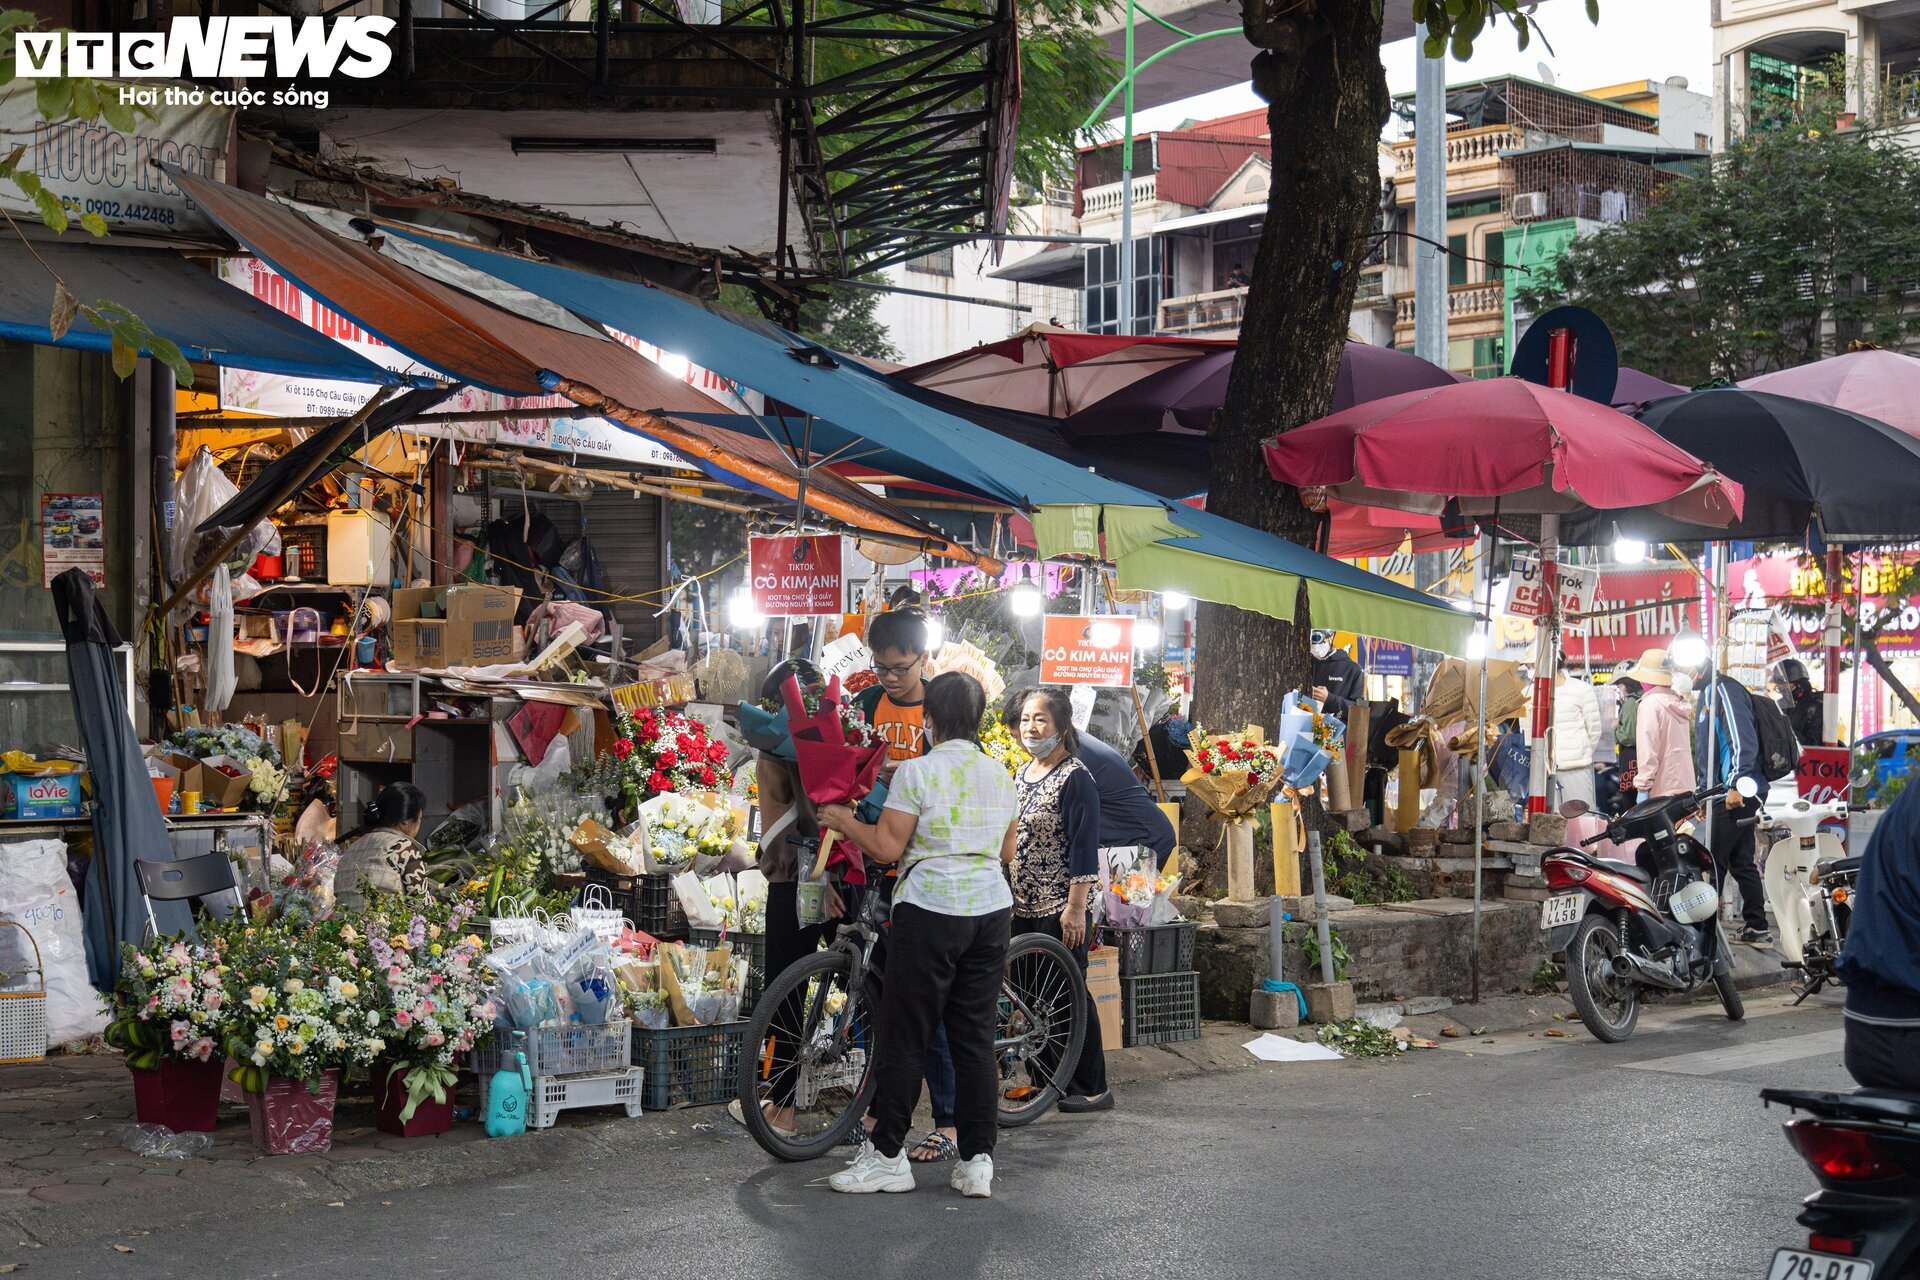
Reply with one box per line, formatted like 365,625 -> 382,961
1158,286 -> 1247,335
1082,176 -> 1158,218
1392,126 -> 1526,173
1354,271 -> 1386,305
1394,281 -> 1505,326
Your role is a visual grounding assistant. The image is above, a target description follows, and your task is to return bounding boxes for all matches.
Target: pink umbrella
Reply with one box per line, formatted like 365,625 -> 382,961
896,323 -> 1229,417
1739,349 -> 1920,438
1262,377 -> 1744,526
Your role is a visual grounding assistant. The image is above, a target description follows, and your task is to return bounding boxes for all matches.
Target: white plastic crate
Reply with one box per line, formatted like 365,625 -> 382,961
480,1067 -> 644,1130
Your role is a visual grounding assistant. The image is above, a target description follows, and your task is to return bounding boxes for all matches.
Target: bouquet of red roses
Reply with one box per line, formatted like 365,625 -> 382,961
612,706 -> 730,805
780,673 -> 887,884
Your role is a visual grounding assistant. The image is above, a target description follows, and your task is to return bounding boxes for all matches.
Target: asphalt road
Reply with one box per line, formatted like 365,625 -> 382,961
14,996 -> 1852,1280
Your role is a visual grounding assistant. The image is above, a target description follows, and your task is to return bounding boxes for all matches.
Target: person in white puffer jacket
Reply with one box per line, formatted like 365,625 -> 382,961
1551,671 -> 1602,810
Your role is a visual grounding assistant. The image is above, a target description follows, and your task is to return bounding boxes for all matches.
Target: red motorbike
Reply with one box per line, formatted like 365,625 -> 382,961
1540,779 -> 1756,1042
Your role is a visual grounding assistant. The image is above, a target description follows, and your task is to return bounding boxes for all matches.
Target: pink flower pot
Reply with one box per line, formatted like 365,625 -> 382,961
246,1071 -> 340,1155
374,1062 -> 454,1138
130,1057 -> 226,1133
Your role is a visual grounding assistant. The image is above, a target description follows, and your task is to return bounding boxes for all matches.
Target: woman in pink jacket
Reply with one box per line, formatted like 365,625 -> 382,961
1629,647 -> 1696,800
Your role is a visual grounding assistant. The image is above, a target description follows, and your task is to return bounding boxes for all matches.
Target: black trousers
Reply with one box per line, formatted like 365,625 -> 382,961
1846,1019 -> 1920,1092
869,903 -> 1011,1161
1014,910 -> 1107,1099
762,880 -> 837,1107
1708,807 -> 1769,932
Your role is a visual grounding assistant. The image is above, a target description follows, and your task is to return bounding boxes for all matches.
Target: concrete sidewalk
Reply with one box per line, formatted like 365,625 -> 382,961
2,948 -> 1794,1256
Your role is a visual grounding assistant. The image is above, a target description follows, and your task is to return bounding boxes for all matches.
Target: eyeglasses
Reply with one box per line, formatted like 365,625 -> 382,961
873,660 -> 921,678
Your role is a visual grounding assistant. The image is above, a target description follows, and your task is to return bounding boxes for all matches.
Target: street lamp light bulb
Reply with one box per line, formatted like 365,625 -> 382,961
726,588 -> 763,630
1669,633 -> 1709,671
924,617 -> 945,652
1132,620 -> 1161,650
1162,591 -> 1191,611
1088,620 -> 1123,648
1613,537 -> 1647,565
1009,583 -> 1043,617
1466,631 -> 1489,661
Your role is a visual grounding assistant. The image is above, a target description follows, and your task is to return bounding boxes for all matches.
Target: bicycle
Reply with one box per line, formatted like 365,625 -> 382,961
736,878 -> 1087,1163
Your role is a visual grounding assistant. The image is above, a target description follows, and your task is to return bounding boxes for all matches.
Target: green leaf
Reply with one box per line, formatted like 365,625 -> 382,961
32,186 -> 66,233
11,168 -> 40,198
47,281 -> 77,341
1586,0 -> 1600,21
110,336 -> 137,380
77,210 -> 107,237
149,336 -> 193,388
100,96 -> 137,135
33,77 -> 65,122
71,79 -> 99,121
1451,29 -> 1473,58
1515,14 -> 1530,49
1423,34 -> 1446,58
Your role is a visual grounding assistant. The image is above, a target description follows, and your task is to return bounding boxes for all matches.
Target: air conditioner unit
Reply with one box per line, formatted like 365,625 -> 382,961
1511,191 -> 1548,219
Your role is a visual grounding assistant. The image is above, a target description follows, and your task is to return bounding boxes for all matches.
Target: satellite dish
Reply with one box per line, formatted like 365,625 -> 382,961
1537,62 -> 1556,86
1509,305 -> 1619,405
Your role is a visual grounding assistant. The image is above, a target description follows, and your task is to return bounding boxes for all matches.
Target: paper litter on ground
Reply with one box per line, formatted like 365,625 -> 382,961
1244,1034 -> 1344,1063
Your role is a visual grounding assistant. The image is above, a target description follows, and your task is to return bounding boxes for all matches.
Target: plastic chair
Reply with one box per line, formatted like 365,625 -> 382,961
134,853 -> 242,940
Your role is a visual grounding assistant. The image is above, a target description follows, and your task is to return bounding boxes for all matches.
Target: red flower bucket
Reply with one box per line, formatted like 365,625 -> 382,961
374,1062 -> 454,1138
246,1071 -> 340,1155
130,1057 -> 226,1133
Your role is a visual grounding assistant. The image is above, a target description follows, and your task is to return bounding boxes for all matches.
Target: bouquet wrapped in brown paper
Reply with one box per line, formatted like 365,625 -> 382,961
1182,726 -> 1288,901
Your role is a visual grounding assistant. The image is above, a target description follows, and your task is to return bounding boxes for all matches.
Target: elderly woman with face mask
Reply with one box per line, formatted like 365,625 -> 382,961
1010,686 -> 1112,1113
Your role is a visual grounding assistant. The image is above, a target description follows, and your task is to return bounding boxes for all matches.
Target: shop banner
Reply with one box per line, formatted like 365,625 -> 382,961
750,535 -> 844,616
0,81 -> 229,237
41,494 -> 104,588
1360,637 -> 1414,676
1508,555 -> 1599,620
1567,567 -> 1703,666
1732,552 -> 1920,658
1796,746 -> 1851,804
1040,615 -> 1135,688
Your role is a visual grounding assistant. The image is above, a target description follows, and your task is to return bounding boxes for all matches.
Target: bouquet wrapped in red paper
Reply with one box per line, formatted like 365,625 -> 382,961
780,673 -> 887,885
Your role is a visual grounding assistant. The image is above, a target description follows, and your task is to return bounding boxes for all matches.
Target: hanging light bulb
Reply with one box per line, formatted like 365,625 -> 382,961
1088,620 -> 1123,648
1132,620 -> 1162,650
727,588 -> 763,630
1466,630 -> 1489,661
1162,590 -> 1191,611
1669,631 -> 1709,673
924,616 -> 946,652
1613,537 -> 1648,565
1009,583 -> 1043,617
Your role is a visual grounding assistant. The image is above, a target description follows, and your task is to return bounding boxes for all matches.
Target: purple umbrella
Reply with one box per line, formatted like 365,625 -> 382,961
1059,342 -> 1456,438
1612,366 -> 1686,410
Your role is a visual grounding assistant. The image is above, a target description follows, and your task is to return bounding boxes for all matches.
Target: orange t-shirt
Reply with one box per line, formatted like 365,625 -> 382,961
874,696 -> 927,764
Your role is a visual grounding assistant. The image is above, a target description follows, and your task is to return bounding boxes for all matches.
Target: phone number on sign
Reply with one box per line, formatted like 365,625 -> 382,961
71,198 -> 177,227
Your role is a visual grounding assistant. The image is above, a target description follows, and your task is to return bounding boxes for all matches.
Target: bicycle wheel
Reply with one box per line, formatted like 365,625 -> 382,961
737,949 -> 880,1162
996,932 -> 1087,1127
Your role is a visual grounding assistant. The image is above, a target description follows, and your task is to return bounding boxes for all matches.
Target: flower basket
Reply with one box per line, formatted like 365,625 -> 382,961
130,1057 -> 226,1133
375,1062 -> 454,1138
247,1071 -> 340,1155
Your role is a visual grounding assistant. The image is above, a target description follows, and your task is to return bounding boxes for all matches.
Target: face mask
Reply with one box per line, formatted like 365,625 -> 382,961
1310,642 -> 1332,660
1672,673 -> 1696,696
1023,734 -> 1060,759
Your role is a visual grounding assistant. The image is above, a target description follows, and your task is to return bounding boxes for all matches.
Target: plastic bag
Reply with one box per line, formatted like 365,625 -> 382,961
0,837 -> 107,1045
172,448 -> 274,587
114,1123 -> 213,1159
205,564 -> 236,713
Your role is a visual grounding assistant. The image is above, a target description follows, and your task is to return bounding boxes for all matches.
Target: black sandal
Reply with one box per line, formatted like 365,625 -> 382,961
908,1131 -> 958,1163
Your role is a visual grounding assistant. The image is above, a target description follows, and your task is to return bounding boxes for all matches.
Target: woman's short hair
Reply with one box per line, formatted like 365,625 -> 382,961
923,671 -> 985,745
1015,686 -> 1079,757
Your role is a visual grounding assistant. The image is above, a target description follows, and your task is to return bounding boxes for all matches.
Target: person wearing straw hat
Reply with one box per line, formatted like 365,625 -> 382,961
1628,648 -> 1696,803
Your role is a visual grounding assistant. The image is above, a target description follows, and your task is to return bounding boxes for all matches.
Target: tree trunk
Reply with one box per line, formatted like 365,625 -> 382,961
1184,0 -> 1389,896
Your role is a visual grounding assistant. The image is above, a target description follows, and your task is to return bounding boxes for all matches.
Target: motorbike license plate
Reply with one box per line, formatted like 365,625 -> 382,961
1540,893 -> 1584,930
1767,1248 -> 1873,1280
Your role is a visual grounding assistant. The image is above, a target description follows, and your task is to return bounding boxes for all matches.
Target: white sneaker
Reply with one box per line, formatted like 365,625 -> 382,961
829,1143 -> 915,1194
950,1153 -> 993,1199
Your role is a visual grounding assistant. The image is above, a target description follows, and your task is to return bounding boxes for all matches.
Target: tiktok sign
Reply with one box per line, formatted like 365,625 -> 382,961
748,535 -> 844,616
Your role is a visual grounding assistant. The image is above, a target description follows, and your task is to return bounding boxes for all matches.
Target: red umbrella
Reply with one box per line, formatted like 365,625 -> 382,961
897,323 -> 1229,417
1182,493 -> 1462,559
1262,377 -> 1744,525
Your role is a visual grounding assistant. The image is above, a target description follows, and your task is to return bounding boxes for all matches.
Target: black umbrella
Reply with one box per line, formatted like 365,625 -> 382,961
195,384 -> 458,533
1625,388 -> 1920,544
53,569 -> 184,988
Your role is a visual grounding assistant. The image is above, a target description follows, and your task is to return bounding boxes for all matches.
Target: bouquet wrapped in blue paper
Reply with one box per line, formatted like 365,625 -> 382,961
1276,691 -> 1343,791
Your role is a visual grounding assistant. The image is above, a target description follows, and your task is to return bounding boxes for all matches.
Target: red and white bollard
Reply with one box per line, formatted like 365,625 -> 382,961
1526,328 -> 1576,817
1823,545 -> 1844,744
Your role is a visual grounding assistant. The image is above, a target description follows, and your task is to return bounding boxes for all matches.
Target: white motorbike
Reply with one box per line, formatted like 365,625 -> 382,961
1759,797 -> 1852,1002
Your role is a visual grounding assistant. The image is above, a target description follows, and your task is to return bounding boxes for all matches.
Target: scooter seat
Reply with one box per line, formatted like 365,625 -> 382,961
1596,858 -> 1653,884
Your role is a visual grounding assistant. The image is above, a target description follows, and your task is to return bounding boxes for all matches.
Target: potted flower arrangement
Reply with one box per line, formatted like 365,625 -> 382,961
104,937 -> 229,1132
217,920 -> 384,1154
351,897 -> 497,1137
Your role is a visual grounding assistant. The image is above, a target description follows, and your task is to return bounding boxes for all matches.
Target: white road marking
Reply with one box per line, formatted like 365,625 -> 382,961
1621,1029 -> 1845,1077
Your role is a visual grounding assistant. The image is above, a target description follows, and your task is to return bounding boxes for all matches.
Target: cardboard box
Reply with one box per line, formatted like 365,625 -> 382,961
1086,947 -> 1122,1050
390,585 -> 522,669
2,771 -> 83,820
196,755 -> 254,810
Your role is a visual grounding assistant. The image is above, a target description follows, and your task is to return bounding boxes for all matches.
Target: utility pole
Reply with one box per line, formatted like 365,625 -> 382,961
1412,28 -> 1447,368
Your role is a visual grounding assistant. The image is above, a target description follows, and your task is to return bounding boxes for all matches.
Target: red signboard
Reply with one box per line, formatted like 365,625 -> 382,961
1040,615 -> 1136,688
1795,745 -> 1851,804
1566,568 -> 1703,666
749,535 -> 844,616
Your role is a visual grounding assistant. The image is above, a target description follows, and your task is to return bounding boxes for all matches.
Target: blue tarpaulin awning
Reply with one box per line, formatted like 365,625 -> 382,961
381,228 -> 1472,652
0,240 -> 407,384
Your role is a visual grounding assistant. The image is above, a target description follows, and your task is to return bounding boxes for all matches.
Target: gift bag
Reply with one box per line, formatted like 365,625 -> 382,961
571,884 -> 626,944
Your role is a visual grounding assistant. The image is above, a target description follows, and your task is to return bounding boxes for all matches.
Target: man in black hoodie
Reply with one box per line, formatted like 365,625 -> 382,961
1309,630 -> 1366,718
